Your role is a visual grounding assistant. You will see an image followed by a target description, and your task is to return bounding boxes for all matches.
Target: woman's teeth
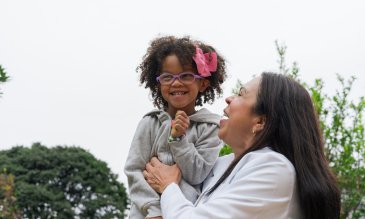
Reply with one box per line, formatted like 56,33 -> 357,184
222,112 -> 229,119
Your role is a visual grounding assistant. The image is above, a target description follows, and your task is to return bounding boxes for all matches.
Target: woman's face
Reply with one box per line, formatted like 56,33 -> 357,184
219,76 -> 261,155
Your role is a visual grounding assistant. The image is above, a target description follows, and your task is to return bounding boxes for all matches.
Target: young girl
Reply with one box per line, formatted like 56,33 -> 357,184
124,35 -> 227,219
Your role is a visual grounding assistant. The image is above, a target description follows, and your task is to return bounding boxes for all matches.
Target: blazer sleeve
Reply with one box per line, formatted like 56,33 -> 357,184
169,122 -> 222,185
124,117 -> 162,218
160,152 -> 297,219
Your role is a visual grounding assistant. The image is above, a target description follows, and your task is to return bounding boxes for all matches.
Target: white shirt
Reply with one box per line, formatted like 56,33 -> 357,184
161,147 -> 302,219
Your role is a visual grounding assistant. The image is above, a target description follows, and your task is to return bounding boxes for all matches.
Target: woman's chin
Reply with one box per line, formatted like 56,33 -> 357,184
218,129 -> 227,142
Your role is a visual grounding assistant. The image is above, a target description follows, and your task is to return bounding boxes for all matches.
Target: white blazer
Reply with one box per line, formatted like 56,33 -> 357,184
161,147 -> 302,219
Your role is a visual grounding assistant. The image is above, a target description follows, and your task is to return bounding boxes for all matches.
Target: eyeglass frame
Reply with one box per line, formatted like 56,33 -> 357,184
156,72 -> 204,85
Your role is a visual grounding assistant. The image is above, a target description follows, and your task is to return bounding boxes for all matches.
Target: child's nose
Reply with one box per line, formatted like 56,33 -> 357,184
171,78 -> 184,86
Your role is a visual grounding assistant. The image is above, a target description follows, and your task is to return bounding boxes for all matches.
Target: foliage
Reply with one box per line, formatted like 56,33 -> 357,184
219,41 -> 365,218
315,77 -> 365,218
231,79 -> 243,96
218,144 -> 232,157
0,169 -> 22,219
0,143 -> 128,219
0,65 -> 9,83
0,65 -> 10,97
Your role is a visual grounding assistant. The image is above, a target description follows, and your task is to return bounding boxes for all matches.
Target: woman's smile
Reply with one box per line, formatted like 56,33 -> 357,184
219,111 -> 229,127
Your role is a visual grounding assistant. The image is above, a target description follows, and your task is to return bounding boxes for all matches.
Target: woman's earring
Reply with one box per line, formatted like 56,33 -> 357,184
252,128 -> 256,135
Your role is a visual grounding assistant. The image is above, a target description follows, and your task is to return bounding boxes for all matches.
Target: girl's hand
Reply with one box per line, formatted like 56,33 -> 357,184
144,157 -> 181,193
171,110 -> 189,138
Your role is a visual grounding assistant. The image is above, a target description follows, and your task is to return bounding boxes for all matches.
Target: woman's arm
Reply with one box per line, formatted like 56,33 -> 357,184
148,151 -> 297,219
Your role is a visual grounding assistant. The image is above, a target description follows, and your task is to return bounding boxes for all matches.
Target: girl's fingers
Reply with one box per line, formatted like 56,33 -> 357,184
175,110 -> 188,118
173,124 -> 186,135
172,111 -> 190,137
175,115 -> 189,124
174,118 -> 189,130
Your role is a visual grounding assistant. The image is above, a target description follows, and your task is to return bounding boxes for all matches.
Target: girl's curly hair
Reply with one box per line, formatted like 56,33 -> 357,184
137,35 -> 227,109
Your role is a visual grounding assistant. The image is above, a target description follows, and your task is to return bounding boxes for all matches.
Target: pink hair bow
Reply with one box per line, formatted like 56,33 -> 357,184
193,46 -> 217,77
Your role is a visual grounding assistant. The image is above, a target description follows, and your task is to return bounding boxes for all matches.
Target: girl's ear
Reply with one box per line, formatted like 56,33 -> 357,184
199,79 -> 210,92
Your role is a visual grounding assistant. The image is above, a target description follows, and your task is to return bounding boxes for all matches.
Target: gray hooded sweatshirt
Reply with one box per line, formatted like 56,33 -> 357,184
124,108 -> 222,219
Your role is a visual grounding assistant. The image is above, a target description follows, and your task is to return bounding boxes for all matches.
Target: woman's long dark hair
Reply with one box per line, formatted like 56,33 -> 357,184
208,72 -> 341,219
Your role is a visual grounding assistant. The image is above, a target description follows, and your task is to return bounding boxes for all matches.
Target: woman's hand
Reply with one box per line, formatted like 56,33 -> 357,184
144,157 -> 181,193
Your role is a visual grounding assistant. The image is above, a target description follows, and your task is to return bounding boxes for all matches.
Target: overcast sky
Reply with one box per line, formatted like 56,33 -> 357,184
1,0 -> 364,186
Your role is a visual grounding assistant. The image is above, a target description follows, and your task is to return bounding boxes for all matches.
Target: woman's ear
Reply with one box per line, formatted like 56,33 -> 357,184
199,79 -> 210,92
254,115 -> 266,132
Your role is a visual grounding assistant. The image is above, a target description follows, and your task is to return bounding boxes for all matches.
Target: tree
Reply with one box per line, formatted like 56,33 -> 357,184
220,41 -> 365,219
0,65 -> 10,97
0,143 -> 128,219
0,169 -> 22,219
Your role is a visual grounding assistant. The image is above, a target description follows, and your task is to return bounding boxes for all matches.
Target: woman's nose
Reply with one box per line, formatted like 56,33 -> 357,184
225,95 -> 233,104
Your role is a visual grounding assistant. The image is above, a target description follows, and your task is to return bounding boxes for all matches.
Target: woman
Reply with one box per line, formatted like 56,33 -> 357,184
143,72 -> 341,219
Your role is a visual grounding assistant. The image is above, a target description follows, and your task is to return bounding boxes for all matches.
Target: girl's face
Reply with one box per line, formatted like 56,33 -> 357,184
159,54 -> 209,117
219,77 -> 262,156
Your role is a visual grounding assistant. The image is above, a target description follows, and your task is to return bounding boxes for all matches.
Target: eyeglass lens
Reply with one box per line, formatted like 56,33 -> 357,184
158,72 -> 198,85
